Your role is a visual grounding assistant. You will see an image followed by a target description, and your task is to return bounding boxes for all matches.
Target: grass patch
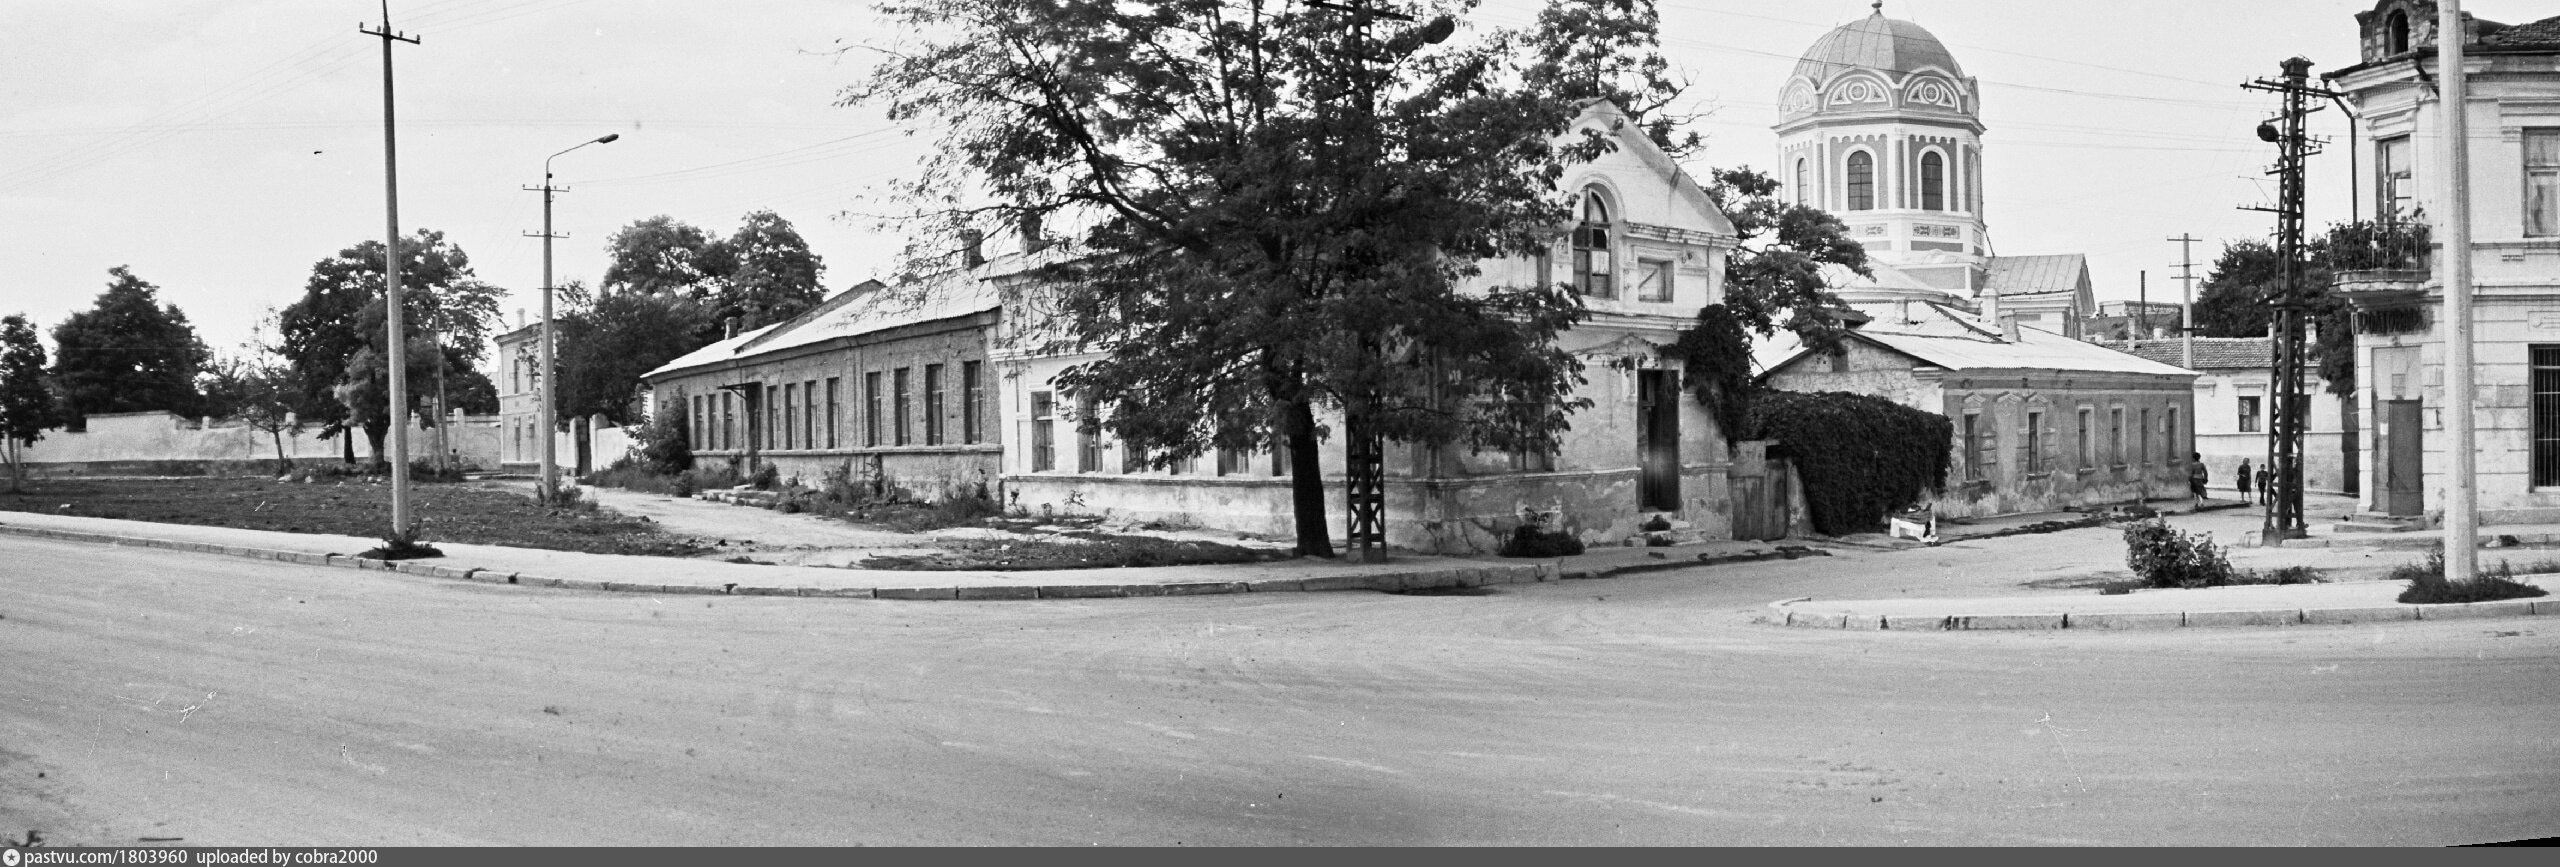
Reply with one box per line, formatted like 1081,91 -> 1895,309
0,476 -> 703,557
2392,550 -> 2553,604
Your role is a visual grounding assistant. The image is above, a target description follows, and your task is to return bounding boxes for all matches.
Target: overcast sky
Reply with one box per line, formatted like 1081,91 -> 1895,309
4,0 -> 2543,362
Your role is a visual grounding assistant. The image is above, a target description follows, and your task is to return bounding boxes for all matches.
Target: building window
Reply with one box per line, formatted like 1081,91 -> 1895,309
2139,408 -> 2151,466
2110,408 -> 2126,467
2378,136 -> 2414,220
692,395 -> 705,449
1030,390 -> 1054,472
721,392 -> 734,450
2238,396 -> 2261,433
1920,151 -> 1945,211
1635,259 -> 1673,303
864,372 -> 882,447
783,383 -> 799,450
1963,413 -> 1993,481
1215,446 -> 1242,476
1077,395 -> 1101,472
2534,346 -> 2560,486
893,368 -> 912,446
2386,9 -> 2411,54
1572,188 -> 1614,298
2024,410 -> 2045,475
924,364 -> 945,445
1168,453 -> 1193,475
2528,130 -> 2559,237
961,360 -> 983,444
1509,438 -> 1555,473
803,380 -> 817,449
2166,406 -> 2179,461
2077,408 -> 2093,469
1846,150 -> 1875,211
1795,157 -> 1809,205
765,384 -> 780,450
1531,246 -> 1553,290
1271,443 -> 1292,477
825,378 -> 840,449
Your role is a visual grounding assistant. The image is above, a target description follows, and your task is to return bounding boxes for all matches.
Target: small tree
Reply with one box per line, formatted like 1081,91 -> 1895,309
202,322 -> 306,473
1,314 -> 60,493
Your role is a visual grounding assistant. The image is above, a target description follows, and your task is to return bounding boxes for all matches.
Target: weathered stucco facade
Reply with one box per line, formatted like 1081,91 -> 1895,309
2096,338 -> 2356,497
2328,0 -> 2560,523
643,277 -> 1003,501
995,101 -> 1742,553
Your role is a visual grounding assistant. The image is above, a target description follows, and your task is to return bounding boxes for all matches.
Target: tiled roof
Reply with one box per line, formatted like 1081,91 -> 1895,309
2485,15 -> 2560,47
642,247 -> 1044,381
2090,337 -> 2272,371
1761,300 -> 2193,378
1983,254 -> 2088,297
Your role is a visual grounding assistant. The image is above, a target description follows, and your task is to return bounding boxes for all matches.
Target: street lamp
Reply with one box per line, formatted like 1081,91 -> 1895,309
537,132 -> 619,503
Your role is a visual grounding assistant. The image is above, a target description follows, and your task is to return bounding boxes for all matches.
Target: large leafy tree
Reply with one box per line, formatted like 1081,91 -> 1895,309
850,0 -> 1689,556
1666,166 -> 1867,445
48,266 -> 212,421
602,211 -> 826,341
2,313 -> 59,493
2192,235 -> 2353,396
556,289 -> 711,426
278,230 -> 505,464
601,215 -> 727,300
717,210 -> 828,329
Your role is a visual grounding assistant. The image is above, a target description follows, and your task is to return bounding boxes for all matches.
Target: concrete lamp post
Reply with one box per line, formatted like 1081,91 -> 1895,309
538,132 -> 619,504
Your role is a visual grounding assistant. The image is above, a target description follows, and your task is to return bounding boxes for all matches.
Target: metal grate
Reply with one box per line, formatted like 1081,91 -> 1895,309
2534,346 -> 2560,486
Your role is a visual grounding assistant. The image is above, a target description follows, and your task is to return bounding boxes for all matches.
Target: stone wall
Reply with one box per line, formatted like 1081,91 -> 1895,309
11,411 -> 502,476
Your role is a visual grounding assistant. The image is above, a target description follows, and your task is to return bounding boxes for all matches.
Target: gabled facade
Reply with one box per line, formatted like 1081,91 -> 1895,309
994,101 -> 1744,553
2325,0 -> 2560,521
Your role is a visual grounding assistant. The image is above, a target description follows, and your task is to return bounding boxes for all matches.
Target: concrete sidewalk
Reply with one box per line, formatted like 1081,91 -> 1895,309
0,510 -> 1818,601
1766,575 -> 2560,631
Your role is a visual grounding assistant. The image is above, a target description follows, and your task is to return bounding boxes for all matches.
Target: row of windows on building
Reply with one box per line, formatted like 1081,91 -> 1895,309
1958,405 -> 2182,482
689,360 -> 986,452
1023,391 -> 1297,477
2378,129 -> 2560,235
1796,149 -> 1963,212
1528,187 -> 1680,302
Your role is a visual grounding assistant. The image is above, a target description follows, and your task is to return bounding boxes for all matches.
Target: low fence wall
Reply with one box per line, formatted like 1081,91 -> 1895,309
9,411 -> 502,477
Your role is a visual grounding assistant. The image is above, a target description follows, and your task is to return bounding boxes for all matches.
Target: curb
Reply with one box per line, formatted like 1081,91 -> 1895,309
1762,596 -> 2556,631
0,520 -> 1796,603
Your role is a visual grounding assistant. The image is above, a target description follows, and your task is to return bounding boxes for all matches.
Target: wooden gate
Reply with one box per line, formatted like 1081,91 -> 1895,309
1728,440 -> 1796,541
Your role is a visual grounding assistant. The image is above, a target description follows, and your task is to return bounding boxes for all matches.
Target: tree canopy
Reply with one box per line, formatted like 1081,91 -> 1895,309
848,0 -> 1692,555
556,289 -> 711,426
2192,234 -> 2353,395
47,266 -> 212,421
277,230 -> 506,461
601,210 -> 827,340
1667,165 -> 1867,446
2,313 -> 57,492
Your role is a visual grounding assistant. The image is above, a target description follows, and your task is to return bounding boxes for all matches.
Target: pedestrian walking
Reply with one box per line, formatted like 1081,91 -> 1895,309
2257,465 -> 2274,507
2188,453 -> 2209,502
2235,458 -> 2253,505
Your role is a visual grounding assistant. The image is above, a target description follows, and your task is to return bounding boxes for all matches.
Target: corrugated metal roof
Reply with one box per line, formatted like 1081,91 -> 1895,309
1983,254 -> 2088,297
642,255 -> 1020,381
1764,300 -> 2192,378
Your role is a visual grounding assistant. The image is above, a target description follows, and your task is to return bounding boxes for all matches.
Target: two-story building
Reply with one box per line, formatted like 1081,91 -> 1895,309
2325,0 -> 2560,522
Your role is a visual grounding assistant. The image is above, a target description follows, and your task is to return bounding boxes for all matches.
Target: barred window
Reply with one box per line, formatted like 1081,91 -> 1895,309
2534,346 -> 2560,486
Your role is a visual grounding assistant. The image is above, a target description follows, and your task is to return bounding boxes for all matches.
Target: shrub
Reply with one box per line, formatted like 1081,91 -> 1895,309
748,461 -> 780,491
2122,517 -> 2236,588
586,459 -> 681,495
2393,550 -> 2552,604
632,402 -> 693,475
1499,524 -> 1585,558
1750,390 -> 1953,535
2236,565 -> 2324,585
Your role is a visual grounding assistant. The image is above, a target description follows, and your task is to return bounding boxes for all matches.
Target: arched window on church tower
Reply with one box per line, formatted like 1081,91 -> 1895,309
1795,157 -> 1809,205
1846,151 -> 1875,211
1920,151 -> 1946,211
2386,9 -> 2411,54
1572,187 -> 1614,298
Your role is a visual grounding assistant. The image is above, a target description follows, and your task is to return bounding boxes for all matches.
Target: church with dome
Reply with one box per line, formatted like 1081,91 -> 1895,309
1770,2 -> 2093,337
1757,4 -> 2199,520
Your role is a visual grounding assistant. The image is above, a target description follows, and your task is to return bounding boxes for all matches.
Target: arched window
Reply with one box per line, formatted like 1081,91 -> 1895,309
1795,157 -> 1809,205
1572,188 -> 1614,298
1920,151 -> 1946,211
1846,151 -> 1875,211
2387,10 -> 2411,54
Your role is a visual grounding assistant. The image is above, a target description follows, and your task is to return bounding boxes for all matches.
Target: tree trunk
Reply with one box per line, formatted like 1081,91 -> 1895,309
365,421 -> 388,472
1285,399 -> 1334,558
6,438 -> 21,494
270,429 -> 289,474
340,426 -> 355,465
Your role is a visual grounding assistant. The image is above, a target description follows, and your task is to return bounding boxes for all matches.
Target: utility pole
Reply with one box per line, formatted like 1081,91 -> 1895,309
526,133 -> 620,505
2168,233 -> 2201,369
2440,0 -> 2480,581
361,1 -> 419,539
2243,57 -> 2336,542
2137,270 -> 2149,344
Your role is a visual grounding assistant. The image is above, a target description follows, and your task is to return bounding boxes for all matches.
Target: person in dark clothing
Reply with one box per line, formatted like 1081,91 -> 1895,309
2188,453 -> 2209,501
2257,465 -> 2274,507
2235,458 -> 2253,505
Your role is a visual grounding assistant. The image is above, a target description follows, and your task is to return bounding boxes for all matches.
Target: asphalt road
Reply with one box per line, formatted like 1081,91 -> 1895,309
4,533 -> 2555,846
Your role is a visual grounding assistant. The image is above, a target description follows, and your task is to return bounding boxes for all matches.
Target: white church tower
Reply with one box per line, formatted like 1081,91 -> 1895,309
1773,2 -> 1988,305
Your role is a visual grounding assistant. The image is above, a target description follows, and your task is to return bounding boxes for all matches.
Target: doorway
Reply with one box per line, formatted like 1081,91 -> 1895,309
1636,370 -> 1680,512
2381,398 -> 2423,517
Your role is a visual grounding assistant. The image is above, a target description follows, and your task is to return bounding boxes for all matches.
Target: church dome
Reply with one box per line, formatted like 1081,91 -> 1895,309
1792,8 -> 1964,82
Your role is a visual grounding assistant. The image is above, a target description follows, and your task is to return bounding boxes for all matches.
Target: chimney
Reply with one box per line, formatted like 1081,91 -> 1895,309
2000,313 -> 2020,342
961,229 -> 986,269
1019,212 -> 1046,255
725,316 -> 740,340
516,309 -> 525,328
1895,298 -> 1913,325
